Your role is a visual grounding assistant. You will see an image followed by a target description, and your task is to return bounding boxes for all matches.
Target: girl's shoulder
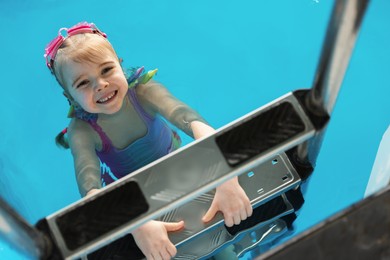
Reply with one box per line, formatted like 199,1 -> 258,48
67,118 -> 98,144
67,118 -> 100,154
68,117 -> 90,132
131,82 -> 157,117
134,79 -> 165,97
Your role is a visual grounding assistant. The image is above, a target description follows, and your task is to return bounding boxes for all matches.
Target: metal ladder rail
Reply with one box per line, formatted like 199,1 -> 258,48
295,0 -> 370,167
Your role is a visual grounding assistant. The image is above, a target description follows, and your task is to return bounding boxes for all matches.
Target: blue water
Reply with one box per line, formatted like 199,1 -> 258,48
0,0 -> 389,259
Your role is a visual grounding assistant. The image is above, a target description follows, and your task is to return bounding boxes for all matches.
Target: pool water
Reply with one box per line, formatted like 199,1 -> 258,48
1,0 -> 389,259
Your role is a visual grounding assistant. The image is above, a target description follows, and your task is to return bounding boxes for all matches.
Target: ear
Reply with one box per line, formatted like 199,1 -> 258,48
63,90 -> 74,102
63,91 -> 77,118
63,90 -> 71,98
63,90 -> 79,107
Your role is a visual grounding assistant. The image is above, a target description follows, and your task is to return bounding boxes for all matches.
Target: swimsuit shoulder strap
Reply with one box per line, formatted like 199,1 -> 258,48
87,120 -> 112,152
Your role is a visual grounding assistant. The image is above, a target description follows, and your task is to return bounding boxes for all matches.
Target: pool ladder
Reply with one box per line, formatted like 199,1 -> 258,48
0,0 -> 369,259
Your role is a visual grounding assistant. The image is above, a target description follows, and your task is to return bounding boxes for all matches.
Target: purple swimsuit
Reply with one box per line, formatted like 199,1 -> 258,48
78,87 -> 180,187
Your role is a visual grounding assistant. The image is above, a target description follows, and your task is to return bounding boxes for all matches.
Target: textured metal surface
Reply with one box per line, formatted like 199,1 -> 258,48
160,153 -> 300,248
173,196 -> 293,260
85,184 -> 302,259
41,93 -> 314,259
216,102 -> 306,167
55,181 -> 148,250
260,186 -> 390,260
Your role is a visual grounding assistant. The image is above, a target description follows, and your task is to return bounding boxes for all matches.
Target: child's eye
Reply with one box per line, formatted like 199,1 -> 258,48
76,80 -> 89,88
102,66 -> 114,75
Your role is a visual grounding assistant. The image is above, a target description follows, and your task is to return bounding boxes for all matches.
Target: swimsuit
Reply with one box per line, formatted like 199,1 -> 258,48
94,88 -> 180,186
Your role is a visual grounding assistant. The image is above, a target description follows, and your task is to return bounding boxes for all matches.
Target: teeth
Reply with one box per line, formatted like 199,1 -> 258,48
98,91 -> 116,103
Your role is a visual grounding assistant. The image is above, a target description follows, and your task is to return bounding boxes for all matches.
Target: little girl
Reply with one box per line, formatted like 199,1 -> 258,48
44,22 -> 252,260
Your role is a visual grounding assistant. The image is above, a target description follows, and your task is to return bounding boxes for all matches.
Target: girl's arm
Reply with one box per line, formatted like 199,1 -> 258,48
136,80 -> 208,138
68,119 -> 102,197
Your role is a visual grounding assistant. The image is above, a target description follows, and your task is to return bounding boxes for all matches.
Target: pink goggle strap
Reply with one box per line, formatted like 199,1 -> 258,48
44,22 -> 107,71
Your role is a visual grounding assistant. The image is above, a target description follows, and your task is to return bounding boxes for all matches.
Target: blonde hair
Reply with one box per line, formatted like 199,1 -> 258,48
53,33 -> 118,88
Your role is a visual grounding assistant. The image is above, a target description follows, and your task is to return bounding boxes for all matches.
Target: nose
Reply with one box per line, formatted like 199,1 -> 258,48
95,78 -> 109,92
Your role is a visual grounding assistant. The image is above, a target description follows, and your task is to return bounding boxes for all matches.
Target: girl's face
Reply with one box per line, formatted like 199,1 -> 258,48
62,53 -> 128,115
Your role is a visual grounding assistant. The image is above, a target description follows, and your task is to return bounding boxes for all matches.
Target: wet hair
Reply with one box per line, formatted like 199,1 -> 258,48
53,33 -> 119,149
56,128 -> 69,149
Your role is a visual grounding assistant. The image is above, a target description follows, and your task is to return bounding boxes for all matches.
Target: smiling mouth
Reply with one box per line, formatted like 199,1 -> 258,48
97,91 -> 118,104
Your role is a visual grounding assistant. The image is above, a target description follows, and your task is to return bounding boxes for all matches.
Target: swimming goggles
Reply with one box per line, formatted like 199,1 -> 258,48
44,22 -> 107,72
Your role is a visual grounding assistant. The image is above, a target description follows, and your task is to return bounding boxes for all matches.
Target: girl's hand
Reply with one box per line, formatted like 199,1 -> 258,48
132,220 -> 184,260
202,177 -> 252,227
85,188 -> 100,197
